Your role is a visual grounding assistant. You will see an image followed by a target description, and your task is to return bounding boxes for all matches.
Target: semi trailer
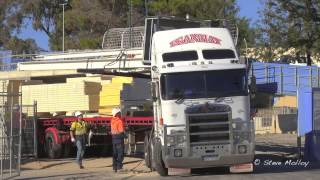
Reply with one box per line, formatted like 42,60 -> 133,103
18,17 -> 255,175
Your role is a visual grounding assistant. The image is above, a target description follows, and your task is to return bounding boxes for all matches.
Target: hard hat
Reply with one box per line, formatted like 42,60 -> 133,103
111,108 -> 121,117
74,111 -> 83,117
52,112 -> 58,117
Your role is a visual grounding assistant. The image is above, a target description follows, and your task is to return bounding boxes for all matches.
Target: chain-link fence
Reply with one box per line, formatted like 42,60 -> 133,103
0,80 -> 37,179
0,80 -> 22,179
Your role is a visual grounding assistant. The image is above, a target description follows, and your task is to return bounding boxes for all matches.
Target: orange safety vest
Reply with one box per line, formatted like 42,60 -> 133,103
111,116 -> 124,135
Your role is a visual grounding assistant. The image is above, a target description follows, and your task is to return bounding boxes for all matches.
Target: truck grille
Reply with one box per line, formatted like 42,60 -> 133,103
187,112 -> 230,145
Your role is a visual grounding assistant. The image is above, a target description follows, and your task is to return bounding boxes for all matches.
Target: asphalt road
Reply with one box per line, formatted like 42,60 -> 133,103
8,153 -> 319,180
7,134 -> 320,180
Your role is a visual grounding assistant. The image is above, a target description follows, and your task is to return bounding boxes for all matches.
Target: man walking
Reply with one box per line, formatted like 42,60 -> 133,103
70,111 -> 87,169
111,107 -> 125,173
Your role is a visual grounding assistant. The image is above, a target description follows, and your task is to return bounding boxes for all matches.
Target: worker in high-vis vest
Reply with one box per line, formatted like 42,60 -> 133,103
111,107 -> 125,173
70,111 -> 87,169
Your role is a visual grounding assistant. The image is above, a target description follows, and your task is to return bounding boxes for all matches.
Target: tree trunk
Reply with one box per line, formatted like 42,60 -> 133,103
306,49 -> 312,66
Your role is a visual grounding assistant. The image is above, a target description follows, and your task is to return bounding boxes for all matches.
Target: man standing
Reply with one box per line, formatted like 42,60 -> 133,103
111,107 -> 125,173
70,111 -> 87,169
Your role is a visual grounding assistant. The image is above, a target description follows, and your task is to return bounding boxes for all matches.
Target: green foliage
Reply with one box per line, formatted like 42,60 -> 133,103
148,0 -> 237,19
257,0 -> 320,64
0,0 -> 255,53
5,37 -> 38,54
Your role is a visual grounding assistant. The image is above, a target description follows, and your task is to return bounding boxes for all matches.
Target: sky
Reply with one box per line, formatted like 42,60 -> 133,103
17,0 -> 263,52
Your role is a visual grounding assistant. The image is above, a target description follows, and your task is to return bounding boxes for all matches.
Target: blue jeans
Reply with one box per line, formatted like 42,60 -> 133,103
113,143 -> 124,170
75,135 -> 86,166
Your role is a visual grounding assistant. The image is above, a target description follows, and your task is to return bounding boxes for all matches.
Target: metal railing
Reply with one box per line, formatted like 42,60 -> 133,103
252,62 -> 320,95
0,135 -> 20,179
102,26 -> 145,49
0,80 -> 22,179
0,64 -> 18,72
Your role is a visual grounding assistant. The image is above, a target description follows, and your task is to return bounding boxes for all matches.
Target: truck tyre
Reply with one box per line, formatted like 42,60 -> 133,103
144,133 -> 152,169
45,131 -> 62,159
153,139 -> 168,176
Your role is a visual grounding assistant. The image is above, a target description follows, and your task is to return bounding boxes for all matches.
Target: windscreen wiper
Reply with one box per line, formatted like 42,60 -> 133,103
175,93 -> 185,104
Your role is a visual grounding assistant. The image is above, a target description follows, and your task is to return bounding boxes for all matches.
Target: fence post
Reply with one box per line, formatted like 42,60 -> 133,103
295,67 -> 298,87
265,64 -> 268,83
18,92 -> 22,175
9,83 -> 13,176
317,67 -> 320,87
33,101 -> 37,158
309,67 -> 312,87
280,66 -> 283,94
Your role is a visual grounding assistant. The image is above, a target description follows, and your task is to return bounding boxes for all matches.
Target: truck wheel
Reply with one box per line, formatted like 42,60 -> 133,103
153,139 -> 168,176
45,131 -> 62,159
144,133 -> 152,168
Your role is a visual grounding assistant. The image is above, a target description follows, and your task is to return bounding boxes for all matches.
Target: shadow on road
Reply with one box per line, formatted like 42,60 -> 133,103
188,152 -> 320,177
15,172 -> 93,180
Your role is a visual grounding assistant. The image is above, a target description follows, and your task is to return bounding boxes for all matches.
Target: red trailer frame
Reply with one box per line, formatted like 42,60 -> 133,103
37,116 -> 153,158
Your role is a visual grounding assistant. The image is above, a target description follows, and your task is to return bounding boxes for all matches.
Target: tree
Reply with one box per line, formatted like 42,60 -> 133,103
1,0 -> 255,53
257,0 -> 320,65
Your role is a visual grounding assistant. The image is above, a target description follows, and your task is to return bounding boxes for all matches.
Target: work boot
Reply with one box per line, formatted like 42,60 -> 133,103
80,165 -> 84,169
117,169 -> 126,173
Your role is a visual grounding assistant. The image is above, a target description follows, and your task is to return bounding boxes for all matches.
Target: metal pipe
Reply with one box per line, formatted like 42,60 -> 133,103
317,67 -> 320,87
0,81 -> 4,178
60,1 -> 68,52
18,86 -> 22,175
33,101 -> 37,158
144,0 -> 148,16
280,66 -> 283,94
1,133 -> 3,178
309,67 -> 312,87
295,67 -> 298,87
9,82 -> 13,176
62,4 -> 65,52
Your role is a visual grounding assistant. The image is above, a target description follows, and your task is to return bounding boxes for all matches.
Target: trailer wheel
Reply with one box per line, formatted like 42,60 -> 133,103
144,133 -> 152,169
45,131 -> 62,159
153,138 -> 168,176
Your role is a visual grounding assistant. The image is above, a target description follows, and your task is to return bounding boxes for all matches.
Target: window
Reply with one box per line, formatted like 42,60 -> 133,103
202,49 -> 235,59
162,51 -> 198,62
160,69 -> 248,100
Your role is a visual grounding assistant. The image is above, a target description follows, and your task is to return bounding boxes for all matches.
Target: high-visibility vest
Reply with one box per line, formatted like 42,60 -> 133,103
70,120 -> 87,135
111,117 -> 124,135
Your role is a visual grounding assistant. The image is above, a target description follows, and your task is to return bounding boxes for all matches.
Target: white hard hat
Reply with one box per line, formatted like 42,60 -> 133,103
111,108 -> 121,117
52,112 -> 58,117
74,111 -> 83,117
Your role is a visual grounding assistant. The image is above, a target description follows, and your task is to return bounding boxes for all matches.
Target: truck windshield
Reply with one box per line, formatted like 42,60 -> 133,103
160,69 -> 247,100
202,49 -> 236,59
162,51 -> 198,62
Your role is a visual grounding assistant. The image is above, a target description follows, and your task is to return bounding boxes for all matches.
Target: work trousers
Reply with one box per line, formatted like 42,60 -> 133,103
112,143 -> 124,170
75,135 -> 86,166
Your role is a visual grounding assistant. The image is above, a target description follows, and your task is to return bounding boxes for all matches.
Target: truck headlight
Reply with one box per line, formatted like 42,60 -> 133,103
167,136 -> 175,146
176,135 -> 186,144
232,121 -> 251,131
233,132 -> 251,144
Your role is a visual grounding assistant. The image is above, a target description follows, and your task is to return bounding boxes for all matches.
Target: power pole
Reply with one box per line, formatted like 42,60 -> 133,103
60,0 -> 68,52
145,0 -> 148,16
